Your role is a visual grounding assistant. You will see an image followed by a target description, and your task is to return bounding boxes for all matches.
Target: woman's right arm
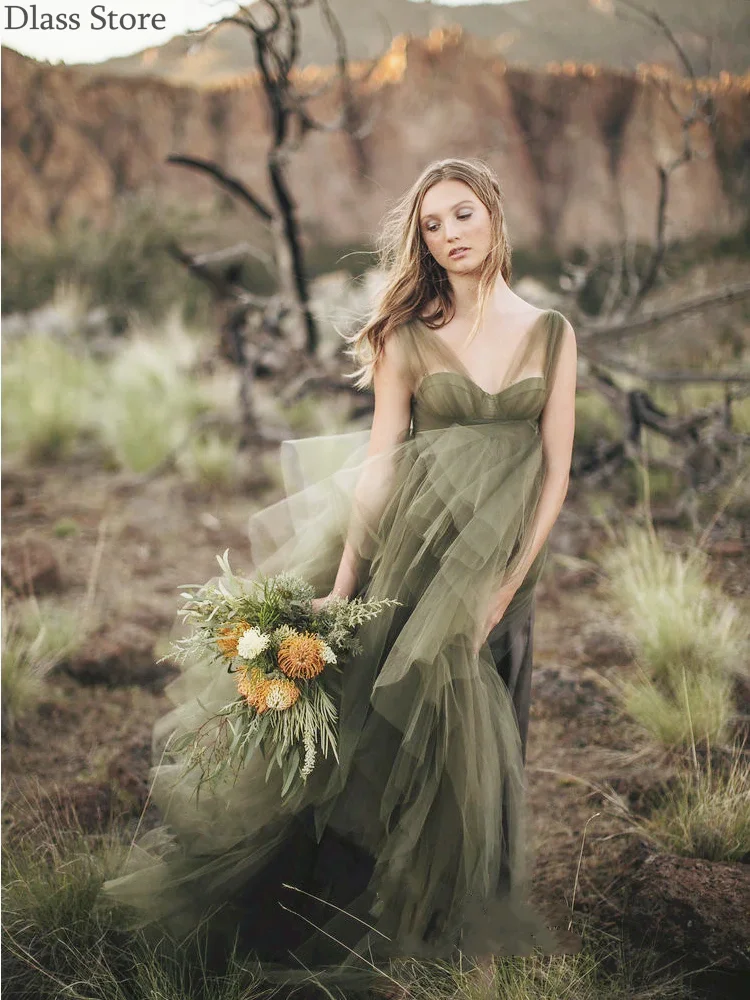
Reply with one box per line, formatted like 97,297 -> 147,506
322,331 -> 414,603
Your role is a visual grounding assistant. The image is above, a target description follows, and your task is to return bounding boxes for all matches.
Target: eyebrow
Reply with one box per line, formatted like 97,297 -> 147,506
420,199 -> 474,222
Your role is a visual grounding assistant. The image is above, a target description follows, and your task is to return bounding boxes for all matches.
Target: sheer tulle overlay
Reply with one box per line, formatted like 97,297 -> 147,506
102,310 -> 570,990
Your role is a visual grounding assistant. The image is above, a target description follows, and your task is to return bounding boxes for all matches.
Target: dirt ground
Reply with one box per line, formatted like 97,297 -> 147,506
2,449 -> 749,997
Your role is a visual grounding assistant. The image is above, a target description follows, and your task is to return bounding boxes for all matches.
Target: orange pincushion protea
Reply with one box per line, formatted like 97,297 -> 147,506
216,619 -> 251,658
277,632 -> 326,680
237,665 -> 272,713
264,677 -> 300,711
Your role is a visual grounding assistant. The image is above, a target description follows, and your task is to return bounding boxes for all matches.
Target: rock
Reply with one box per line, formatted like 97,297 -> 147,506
60,622 -> 178,690
2,535 -> 62,597
3,42 -> 745,255
622,849 -> 750,972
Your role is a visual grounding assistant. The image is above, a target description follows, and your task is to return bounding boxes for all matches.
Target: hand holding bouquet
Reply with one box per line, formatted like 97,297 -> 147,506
163,550 -> 400,800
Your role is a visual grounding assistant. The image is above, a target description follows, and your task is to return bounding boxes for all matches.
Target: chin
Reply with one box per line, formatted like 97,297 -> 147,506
446,256 -> 480,274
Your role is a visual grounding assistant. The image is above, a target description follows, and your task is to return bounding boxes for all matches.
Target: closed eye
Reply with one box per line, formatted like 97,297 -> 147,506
424,211 -> 472,233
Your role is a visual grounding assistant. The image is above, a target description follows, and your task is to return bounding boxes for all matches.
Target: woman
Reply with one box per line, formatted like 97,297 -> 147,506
103,158 -> 579,996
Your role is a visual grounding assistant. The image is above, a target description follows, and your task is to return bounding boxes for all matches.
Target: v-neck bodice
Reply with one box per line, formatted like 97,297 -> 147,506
406,310 -> 564,434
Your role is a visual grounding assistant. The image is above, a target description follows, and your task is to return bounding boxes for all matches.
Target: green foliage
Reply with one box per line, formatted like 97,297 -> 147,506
98,332 -> 212,474
302,239 -> 376,280
598,524 -> 748,748
2,313 -> 215,474
1,192 -> 212,325
601,526 -> 748,683
1,799 -> 689,1000
1,332 -> 100,463
574,391 -> 623,452
617,666 -> 736,747
175,431 -> 240,493
642,748 -> 750,862
624,460 -> 681,510
387,923 -> 687,999
165,553 -> 401,799
53,518 -> 80,538
575,244 -> 655,316
507,245 -> 564,286
1,596 -> 93,735
1,805 -> 273,1000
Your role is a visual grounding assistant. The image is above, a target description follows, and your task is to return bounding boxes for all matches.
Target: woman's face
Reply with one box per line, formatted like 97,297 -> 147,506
418,179 -> 493,275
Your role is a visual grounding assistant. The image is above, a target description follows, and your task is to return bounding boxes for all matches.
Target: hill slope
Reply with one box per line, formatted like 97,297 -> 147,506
4,34 -> 749,251
65,0 -> 750,85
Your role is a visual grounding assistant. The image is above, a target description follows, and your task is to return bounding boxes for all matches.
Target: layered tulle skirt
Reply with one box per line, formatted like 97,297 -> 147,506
102,419 -> 566,991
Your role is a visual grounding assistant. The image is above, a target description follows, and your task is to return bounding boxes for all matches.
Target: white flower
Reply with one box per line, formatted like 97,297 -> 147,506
301,727 -> 317,778
237,627 -> 270,661
319,640 -> 337,664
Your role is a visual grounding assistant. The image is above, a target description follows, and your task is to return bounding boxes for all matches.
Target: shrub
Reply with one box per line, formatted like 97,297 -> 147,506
642,747 -> 750,862
598,525 -> 748,748
2,192 -> 211,325
1,331 -> 99,463
1,596 -> 92,735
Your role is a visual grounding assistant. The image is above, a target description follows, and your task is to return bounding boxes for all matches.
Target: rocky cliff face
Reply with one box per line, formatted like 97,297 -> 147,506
3,33 -> 749,253
72,0 -> 750,82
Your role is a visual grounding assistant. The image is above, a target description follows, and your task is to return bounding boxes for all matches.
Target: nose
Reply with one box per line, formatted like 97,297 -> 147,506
444,219 -> 460,242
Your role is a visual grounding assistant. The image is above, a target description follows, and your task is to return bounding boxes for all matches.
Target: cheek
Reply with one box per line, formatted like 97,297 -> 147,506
424,234 -> 443,257
471,215 -> 492,242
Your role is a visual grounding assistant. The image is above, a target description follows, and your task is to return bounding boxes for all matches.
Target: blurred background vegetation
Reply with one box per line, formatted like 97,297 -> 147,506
3,2 -> 750,999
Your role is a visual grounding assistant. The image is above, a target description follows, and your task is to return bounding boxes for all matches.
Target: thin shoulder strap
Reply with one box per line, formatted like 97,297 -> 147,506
395,319 -> 460,392
543,311 -> 567,397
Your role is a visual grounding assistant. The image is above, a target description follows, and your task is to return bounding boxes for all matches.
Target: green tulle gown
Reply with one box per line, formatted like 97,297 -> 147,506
102,309 -> 573,993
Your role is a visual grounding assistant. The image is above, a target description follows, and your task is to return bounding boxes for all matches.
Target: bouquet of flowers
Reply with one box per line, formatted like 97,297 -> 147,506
163,550 -> 400,800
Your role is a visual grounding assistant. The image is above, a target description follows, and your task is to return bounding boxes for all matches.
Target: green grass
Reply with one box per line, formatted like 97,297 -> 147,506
175,430 -> 241,493
1,808 -> 691,1000
616,665 -> 736,747
597,524 -> 748,749
390,935 -> 689,998
599,525 -> 748,685
1,331 -> 100,463
3,313 -> 217,475
641,746 -> 750,862
1,595 -> 95,736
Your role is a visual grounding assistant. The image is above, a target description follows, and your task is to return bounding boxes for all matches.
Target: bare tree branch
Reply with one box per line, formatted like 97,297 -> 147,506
586,356 -> 750,386
614,0 -> 696,79
580,281 -> 750,341
166,155 -> 274,221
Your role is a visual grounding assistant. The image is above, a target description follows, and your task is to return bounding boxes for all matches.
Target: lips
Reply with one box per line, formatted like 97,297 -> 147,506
449,246 -> 470,258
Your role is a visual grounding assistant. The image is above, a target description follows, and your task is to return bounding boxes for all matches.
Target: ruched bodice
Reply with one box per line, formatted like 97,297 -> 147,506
412,373 -> 547,432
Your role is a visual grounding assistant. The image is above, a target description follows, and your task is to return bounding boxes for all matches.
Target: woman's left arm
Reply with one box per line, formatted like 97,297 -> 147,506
477,319 -> 578,645
506,316 -> 578,586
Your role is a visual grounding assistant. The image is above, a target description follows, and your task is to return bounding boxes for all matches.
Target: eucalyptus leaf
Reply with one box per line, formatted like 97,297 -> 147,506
281,756 -> 299,798
265,753 -> 277,783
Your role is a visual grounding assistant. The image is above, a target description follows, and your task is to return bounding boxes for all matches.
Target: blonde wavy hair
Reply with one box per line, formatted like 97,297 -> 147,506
344,157 -> 512,391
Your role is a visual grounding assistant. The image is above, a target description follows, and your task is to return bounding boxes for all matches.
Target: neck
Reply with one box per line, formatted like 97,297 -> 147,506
448,271 -> 515,319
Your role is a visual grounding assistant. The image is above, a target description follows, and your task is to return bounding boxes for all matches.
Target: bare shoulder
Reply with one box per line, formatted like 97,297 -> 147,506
552,310 -> 577,347
373,323 -> 412,392
513,297 -> 573,331
523,302 -> 576,344
500,296 -> 554,331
